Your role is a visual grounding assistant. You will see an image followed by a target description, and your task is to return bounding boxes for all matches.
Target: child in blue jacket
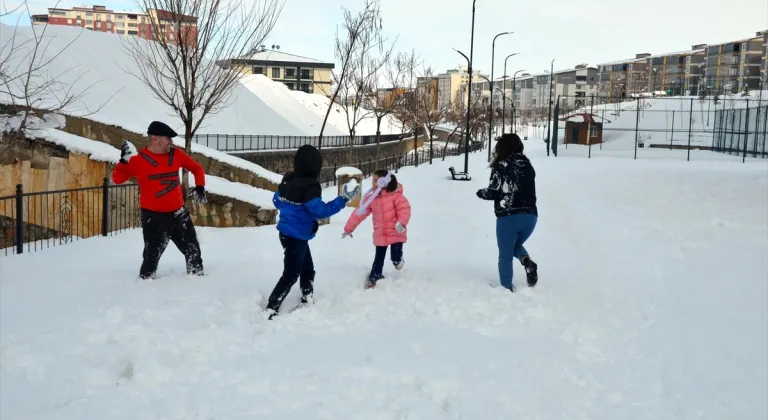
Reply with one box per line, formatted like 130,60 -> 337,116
266,144 -> 359,319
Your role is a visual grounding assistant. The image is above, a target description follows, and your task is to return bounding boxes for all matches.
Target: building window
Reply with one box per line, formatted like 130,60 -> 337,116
590,125 -> 598,138
96,21 -> 101,28
285,82 -> 295,90
301,69 -> 312,79
106,22 -> 112,29
253,66 -> 264,75
272,67 -> 280,78
285,68 -> 296,78
301,83 -> 310,93
67,19 -> 72,24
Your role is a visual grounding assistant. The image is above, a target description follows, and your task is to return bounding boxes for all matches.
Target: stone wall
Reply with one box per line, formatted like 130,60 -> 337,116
233,135 -> 425,183
0,133 -> 276,244
62,116 -> 280,191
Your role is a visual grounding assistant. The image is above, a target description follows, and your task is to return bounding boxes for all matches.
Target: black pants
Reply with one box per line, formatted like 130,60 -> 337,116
267,233 -> 315,313
370,242 -> 404,280
139,207 -> 203,279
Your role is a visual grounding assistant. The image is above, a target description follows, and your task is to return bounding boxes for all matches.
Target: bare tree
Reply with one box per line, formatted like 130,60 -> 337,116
337,28 -> 393,162
1,0 -> 112,131
121,0 -> 280,163
318,0 -> 383,148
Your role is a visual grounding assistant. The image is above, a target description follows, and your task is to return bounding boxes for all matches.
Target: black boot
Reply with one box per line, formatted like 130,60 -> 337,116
523,257 -> 538,287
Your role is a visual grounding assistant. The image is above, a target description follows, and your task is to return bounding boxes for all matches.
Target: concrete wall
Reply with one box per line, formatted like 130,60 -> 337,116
232,135 -> 425,183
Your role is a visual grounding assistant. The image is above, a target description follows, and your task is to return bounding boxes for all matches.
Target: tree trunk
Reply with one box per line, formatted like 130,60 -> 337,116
182,121 -> 193,203
375,115 -> 383,164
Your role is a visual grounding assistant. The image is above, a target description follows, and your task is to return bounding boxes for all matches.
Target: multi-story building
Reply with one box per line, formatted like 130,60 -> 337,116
415,76 -> 439,111
531,64 -> 599,110
512,75 -> 533,111
218,48 -> 334,96
597,54 -> 650,98
435,65 -> 486,110
647,46 -> 706,95
705,31 -> 765,93
762,31 -> 768,85
30,5 -> 197,47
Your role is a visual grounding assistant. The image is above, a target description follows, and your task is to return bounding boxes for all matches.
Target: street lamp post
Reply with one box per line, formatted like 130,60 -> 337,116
545,58 -> 554,156
501,52 -> 519,136
511,69 -> 526,133
461,0 -> 478,175
479,74 -> 495,154
488,31 -> 512,161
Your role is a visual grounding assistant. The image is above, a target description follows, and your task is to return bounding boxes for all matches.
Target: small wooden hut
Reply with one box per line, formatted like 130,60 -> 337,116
559,113 -> 610,145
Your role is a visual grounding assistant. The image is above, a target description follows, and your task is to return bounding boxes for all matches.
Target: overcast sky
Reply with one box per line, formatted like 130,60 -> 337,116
3,0 -> 767,80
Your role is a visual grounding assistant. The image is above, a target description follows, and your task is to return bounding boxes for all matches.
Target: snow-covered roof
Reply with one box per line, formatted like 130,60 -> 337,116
597,57 -> 648,66
646,49 -> 705,59
246,49 -> 329,65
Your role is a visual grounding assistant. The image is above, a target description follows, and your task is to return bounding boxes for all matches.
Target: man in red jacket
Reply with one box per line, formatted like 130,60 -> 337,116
112,120 -> 208,279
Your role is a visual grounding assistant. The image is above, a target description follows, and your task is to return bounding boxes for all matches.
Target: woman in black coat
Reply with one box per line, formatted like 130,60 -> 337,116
476,133 -> 538,291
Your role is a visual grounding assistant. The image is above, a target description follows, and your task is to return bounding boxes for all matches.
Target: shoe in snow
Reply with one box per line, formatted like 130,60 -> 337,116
523,258 -> 538,287
394,259 -> 405,271
300,293 -> 314,306
364,280 -> 376,289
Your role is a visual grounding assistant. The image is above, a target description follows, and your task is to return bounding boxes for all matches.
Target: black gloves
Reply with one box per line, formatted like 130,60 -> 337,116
188,185 -> 208,204
119,140 -> 135,164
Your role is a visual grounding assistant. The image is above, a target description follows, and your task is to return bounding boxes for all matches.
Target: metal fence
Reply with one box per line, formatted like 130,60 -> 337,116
1,140 -> 483,256
191,133 -> 406,152
1,180 -> 140,256
535,95 -> 768,161
319,140 -> 485,187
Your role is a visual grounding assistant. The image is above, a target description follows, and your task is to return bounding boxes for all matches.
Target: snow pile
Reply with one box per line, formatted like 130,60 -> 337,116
289,89 -> 402,136
335,166 -> 363,177
1,141 -> 766,419
0,23 -> 346,137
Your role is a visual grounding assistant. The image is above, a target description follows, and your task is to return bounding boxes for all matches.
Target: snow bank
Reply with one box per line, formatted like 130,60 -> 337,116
288,89 -> 402,136
335,166 -> 363,177
1,141 -> 766,419
188,174 -> 275,209
0,23 -> 345,137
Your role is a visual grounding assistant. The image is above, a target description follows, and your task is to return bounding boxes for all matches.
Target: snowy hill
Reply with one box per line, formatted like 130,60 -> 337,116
2,142 -> 767,419
0,23 -> 397,138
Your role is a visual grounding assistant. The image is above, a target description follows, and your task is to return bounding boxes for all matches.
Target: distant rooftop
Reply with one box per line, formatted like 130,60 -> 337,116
247,49 -> 328,65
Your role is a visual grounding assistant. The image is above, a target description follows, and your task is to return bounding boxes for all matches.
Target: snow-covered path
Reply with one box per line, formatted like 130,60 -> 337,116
1,142 -> 766,419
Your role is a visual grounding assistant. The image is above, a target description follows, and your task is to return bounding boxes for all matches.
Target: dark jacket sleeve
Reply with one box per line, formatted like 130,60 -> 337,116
477,165 -> 503,200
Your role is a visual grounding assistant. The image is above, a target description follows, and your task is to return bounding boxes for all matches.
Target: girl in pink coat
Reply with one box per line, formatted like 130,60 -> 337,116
343,169 -> 412,289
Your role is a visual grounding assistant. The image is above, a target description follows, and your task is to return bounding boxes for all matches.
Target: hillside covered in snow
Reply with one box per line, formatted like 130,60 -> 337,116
0,23 -> 400,138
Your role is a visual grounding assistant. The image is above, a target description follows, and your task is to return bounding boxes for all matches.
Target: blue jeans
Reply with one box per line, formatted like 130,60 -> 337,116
370,243 -> 404,281
496,214 -> 537,289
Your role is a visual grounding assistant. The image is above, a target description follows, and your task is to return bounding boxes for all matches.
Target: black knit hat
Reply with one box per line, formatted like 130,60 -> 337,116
293,144 -> 323,178
147,121 -> 178,138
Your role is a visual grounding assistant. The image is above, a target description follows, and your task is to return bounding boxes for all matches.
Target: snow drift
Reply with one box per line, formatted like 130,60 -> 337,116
0,23 -> 396,138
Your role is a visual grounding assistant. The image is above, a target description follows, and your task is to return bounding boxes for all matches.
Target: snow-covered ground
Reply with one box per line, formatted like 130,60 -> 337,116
0,23 -> 398,139
1,142 -> 767,419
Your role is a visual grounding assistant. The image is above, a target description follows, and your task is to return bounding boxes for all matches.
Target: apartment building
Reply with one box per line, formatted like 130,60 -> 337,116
30,4 -> 197,47
647,46 -> 706,95
597,54 -> 650,98
763,31 -> 768,84
530,64 -> 599,110
705,31 -> 765,93
436,65 -> 486,110
218,48 -> 334,96
415,76 -> 439,111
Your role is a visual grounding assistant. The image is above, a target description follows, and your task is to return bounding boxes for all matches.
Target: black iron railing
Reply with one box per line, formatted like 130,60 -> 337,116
191,133 -> 407,152
1,140 -> 484,256
1,179 -> 140,256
